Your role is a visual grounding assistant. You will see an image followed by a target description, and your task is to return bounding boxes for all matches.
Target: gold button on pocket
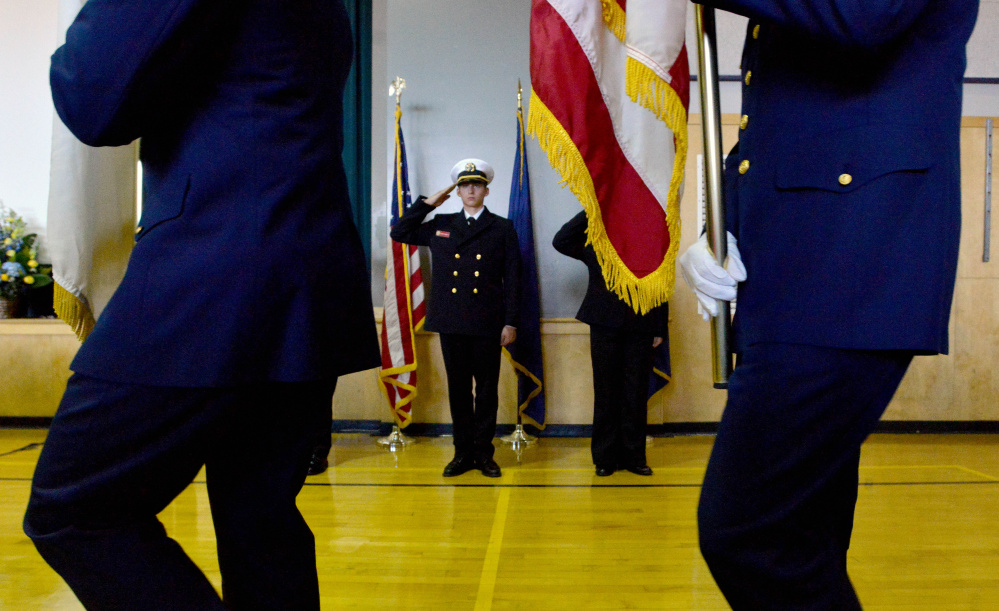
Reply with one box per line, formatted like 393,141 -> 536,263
744,71 -> 752,86
839,174 -> 853,186
739,160 -> 750,175
135,226 -> 143,234
752,24 -> 760,39
739,115 -> 749,130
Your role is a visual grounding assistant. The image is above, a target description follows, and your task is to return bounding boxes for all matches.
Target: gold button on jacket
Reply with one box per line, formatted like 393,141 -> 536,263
839,174 -> 853,186
739,159 -> 750,175
740,115 -> 749,130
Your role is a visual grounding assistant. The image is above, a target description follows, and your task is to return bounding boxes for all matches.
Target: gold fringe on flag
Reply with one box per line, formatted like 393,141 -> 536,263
53,282 -> 95,342
600,0 -> 627,42
527,91 -> 678,315
625,55 -> 688,308
501,346 -> 546,430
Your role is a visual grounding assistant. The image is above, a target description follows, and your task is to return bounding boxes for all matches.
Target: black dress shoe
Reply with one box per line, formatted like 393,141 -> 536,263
443,455 -> 477,477
307,453 -> 328,476
623,464 -> 653,476
595,466 -> 615,477
478,458 -> 502,478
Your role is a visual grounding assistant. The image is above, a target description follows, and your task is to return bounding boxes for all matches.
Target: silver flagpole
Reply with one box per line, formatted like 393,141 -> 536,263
694,5 -> 733,388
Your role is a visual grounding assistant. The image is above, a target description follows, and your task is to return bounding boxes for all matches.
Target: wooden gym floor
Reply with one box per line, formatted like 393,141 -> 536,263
1,429 -> 997,609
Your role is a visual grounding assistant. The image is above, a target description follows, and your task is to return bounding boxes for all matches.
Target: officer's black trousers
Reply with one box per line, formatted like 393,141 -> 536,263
589,323 -> 654,469
24,373 -> 334,610
698,343 -> 912,610
439,333 -> 501,461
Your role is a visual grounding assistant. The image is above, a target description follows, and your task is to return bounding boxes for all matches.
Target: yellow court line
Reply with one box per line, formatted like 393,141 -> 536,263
474,487 -> 511,611
952,465 -> 999,482
860,464 -> 999,482
330,466 -> 704,474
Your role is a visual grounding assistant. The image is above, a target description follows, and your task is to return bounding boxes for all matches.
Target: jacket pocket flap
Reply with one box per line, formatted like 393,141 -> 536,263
775,124 -> 933,192
135,175 -> 190,240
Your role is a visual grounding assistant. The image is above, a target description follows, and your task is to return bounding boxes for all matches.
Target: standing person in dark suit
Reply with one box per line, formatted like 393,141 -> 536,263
391,159 -> 521,478
554,211 -> 665,477
23,1 -> 379,609
679,1 -> 980,608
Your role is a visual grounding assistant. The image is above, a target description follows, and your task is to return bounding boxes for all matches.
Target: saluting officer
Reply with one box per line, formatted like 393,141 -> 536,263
391,159 -> 521,478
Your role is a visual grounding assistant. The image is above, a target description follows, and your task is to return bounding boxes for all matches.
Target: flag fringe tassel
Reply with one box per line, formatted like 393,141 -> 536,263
53,282 -> 94,342
502,347 -> 546,430
600,0 -> 626,42
527,91 -> 677,315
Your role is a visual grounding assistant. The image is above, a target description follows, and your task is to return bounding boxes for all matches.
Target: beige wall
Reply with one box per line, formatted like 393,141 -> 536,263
4,118 -> 997,424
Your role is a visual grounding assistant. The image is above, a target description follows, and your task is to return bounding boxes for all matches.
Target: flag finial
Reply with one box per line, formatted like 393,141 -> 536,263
389,76 -> 406,107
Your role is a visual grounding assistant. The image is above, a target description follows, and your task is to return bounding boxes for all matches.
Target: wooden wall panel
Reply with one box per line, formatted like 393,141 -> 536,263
3,118 -> 997,425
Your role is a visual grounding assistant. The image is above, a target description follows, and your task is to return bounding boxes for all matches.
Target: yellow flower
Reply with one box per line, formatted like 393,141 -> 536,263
28,260 -> 38,269
0,274 -> 9,282
3,238 -> 11,245
23,275 -> 35,285
5,249 -> 14,258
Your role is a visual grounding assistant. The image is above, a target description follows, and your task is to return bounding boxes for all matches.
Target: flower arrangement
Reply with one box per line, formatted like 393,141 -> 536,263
1,201 -> 53,303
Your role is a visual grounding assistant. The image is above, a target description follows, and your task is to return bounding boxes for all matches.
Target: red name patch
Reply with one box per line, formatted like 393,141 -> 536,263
436,230 -> 451,238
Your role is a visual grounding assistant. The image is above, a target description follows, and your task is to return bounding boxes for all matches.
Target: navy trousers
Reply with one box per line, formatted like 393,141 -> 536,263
24,373 -> 334,610
438,333 -> 502,461
698,343 -> 912,610
588,323 -> 654,469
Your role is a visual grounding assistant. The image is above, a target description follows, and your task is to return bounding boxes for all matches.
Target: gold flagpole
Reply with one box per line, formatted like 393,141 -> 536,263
694,5 -> 733,388
501,79 -> 537,453
377,76 -> 416,450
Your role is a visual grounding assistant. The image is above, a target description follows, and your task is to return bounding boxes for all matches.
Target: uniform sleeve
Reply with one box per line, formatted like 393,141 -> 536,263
699,0 -> 934,49
504,221 -> 522,328
50,0 -> 236,146
389,198 -> 438,246
552,211 -> 589,261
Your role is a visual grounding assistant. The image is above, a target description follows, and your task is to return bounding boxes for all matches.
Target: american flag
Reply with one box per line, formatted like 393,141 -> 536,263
378,105 -> 425,428
528,0 -> 689,314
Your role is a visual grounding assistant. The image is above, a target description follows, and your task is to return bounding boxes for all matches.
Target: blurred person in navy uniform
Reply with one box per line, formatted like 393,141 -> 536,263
391,159 -> 521,478
554,211 -> 665,477
23,1 -> 379,609
679,1 -> 980,608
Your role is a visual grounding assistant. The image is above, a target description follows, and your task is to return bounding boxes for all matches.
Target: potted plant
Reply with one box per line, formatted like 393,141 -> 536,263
1,201 -> 53,318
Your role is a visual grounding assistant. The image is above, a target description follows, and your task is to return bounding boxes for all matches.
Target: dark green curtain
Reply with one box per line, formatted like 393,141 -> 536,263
342,0 -> 372,268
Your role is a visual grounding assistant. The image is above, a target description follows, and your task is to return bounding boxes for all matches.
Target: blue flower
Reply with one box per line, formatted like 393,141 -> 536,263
1,261 -> 25,278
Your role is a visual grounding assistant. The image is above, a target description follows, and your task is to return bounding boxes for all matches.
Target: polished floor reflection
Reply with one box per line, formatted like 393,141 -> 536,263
1,430 -> 997,609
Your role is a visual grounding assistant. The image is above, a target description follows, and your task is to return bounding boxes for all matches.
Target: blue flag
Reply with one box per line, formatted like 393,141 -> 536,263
503,103 -> 545,428
648,303 -> 672,401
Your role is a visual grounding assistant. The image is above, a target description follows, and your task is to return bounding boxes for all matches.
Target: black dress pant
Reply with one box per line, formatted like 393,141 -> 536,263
698,343 -> 912,610
439,333 -> 502,461
24,373 -> 334,610
588,323 -> 654,469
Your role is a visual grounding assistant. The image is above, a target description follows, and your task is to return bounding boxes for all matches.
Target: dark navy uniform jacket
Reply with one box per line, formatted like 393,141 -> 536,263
553,211 -> 665,336
702,0 -> 979,354
391,199 -> 521,338
51,0 -> 380,386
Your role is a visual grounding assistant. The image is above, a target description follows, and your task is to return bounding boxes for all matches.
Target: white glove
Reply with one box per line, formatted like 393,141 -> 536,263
679,232 -> 747,321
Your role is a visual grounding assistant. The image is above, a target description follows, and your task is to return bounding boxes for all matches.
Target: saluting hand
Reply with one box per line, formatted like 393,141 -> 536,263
425,183 -> 457,207
500,326 -> 517,347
